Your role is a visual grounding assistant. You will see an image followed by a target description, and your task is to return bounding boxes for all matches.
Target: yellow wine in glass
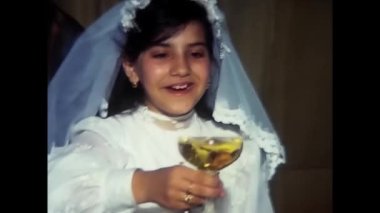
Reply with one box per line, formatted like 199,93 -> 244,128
178,136 -> 243,213
178,136 -> 243,171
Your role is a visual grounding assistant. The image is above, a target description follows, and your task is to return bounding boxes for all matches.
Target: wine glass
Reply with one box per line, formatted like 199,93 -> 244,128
178,136 -> 243,213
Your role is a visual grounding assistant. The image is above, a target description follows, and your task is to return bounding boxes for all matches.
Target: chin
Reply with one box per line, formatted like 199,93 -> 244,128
162,104 -> 195,116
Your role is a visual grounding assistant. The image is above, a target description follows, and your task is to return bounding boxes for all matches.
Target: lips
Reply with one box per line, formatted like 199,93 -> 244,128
165,82 -> 194,93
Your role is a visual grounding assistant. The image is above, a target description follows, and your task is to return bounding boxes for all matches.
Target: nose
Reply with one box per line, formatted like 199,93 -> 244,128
170,55 -> 191,76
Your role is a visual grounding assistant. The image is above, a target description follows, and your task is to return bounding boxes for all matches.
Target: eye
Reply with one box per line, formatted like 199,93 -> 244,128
152,52 -> 168,59
191,51 -> 205,58
189,46 -> 208,59
148,46 -> 170,59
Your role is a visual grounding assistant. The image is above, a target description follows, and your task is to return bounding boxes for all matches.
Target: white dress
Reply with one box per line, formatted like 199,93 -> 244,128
48,106 -> 275,213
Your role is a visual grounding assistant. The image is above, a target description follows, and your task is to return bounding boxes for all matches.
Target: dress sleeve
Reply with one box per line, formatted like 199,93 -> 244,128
48,118 -> 138,213
241,147 -> 275,213
244,150 -> 275,213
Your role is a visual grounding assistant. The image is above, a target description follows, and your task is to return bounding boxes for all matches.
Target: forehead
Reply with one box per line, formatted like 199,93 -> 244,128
158,21 -> 207,45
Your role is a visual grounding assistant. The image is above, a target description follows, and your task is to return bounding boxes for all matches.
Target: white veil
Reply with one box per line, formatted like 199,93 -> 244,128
48,0 -> 285,179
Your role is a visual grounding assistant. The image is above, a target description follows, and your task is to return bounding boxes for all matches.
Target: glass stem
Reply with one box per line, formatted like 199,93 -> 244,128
203,170 -> 217,213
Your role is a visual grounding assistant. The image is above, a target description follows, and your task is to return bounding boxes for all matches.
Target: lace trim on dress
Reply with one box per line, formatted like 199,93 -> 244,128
213,106 -> 285,180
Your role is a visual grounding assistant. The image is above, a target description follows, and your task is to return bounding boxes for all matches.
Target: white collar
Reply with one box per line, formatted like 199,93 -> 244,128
138,105 -> 195,130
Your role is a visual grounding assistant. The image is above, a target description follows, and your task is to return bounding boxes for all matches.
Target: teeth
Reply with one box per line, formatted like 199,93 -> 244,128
171,84 -> 188,89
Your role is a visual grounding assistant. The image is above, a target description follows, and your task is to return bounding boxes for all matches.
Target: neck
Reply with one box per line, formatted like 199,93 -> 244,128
139,105 -> 195,130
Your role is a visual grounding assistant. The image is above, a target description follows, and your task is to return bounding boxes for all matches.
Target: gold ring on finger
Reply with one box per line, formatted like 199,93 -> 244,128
184,193 -> 194,204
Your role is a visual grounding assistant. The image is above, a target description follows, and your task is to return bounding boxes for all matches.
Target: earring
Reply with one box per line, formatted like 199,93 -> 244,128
131,81 -> 138,88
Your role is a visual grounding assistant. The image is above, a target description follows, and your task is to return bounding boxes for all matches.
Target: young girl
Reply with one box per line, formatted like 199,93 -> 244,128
48,0 -> 285,212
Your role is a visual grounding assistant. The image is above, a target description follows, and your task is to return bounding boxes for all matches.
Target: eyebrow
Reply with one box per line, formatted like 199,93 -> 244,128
188,42 -> 207,48
152,42 -> 207,48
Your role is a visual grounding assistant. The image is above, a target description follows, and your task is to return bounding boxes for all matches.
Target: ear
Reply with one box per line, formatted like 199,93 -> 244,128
122,60 -> 139,85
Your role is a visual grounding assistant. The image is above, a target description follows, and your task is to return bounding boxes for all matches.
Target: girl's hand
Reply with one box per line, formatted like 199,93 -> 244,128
132,165 -> 224,210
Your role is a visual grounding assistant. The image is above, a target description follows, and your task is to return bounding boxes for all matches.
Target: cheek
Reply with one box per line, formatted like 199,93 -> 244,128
196,62 -> 211,82
137,63 -> 166,86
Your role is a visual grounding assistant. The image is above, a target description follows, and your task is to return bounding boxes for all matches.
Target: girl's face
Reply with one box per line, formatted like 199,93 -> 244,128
123,21 -> 211,116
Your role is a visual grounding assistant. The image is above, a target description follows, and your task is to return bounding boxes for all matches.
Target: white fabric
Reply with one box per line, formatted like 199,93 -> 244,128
48,106 -> 274,213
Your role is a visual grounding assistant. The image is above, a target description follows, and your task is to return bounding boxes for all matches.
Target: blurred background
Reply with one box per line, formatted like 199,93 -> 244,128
50,0 -> 332,212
